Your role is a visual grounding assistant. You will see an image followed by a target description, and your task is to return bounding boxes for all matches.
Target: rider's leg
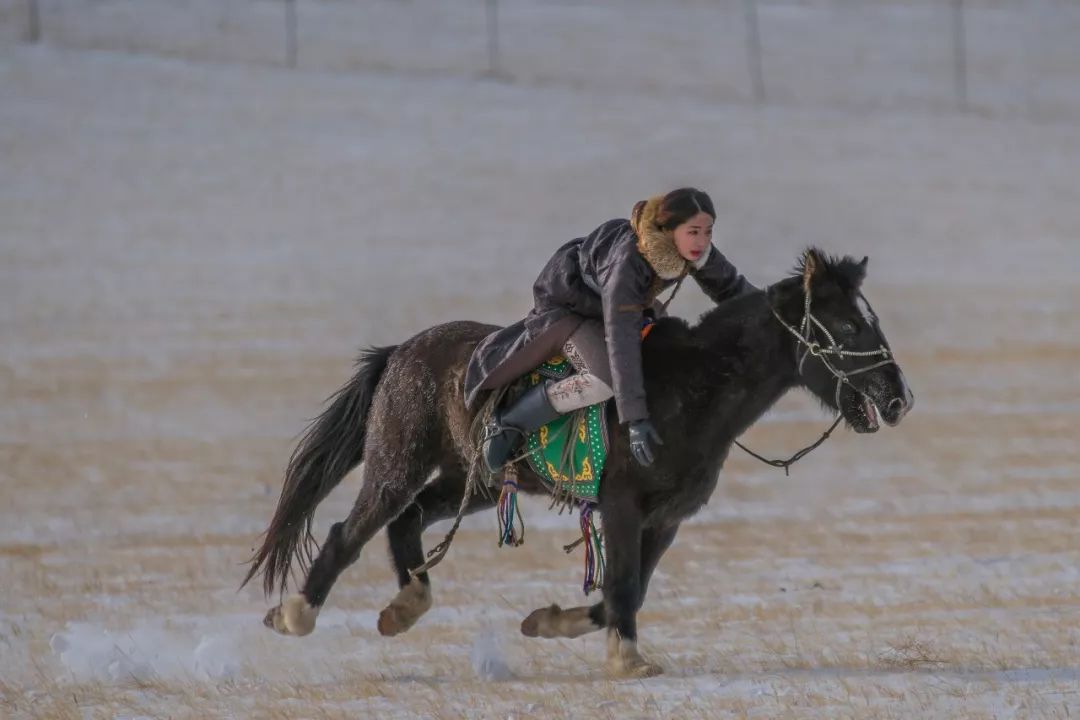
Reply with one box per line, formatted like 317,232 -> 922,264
483,320 -> 614,470
482,381 -> 560,470
547,320 -> 615,413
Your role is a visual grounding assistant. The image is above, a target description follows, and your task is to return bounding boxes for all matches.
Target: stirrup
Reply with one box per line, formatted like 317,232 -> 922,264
482,421 -> 525,472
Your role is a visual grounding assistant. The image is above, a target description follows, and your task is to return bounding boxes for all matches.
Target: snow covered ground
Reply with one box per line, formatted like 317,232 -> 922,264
2,16 -> 1080,719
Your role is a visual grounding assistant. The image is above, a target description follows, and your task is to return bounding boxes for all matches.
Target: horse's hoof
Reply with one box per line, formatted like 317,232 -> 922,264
377,578 -> 432,637
606,633 -> 664,678
377,605 -> 412,636
521,604 -> 599,639
263,606 -> 283,632
606,657 -> 665,679
520,604 -> 560,638
263,595 -> 318,636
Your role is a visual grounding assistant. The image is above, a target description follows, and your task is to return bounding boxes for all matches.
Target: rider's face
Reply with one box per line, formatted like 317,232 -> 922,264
672,212 -> 714,263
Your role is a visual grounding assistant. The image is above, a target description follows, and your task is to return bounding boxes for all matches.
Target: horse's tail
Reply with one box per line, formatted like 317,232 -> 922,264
241,345 -> 397,598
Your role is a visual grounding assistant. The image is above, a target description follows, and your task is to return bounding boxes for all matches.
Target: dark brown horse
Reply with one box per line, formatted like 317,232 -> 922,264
242,248 -> 913,677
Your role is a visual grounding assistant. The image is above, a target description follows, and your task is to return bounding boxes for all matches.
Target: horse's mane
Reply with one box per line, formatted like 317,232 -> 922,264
690,247 -> 868,343
793,248 -> 868,294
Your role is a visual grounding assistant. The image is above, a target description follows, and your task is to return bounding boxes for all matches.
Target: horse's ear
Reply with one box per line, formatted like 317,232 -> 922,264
859,256 -> 869,272
802,248 -> 824,293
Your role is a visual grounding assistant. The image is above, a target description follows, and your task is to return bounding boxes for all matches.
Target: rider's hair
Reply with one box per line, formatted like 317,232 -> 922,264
651,188 -> 716,232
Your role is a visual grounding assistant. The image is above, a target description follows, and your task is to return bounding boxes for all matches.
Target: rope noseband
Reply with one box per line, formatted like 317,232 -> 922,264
734,286 -> 896,475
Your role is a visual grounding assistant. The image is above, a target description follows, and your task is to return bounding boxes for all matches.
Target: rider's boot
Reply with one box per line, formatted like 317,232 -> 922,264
483,381 -> 560,471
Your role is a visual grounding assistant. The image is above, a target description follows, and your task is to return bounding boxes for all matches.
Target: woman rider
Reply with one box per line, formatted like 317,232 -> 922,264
463,187 -> 755,471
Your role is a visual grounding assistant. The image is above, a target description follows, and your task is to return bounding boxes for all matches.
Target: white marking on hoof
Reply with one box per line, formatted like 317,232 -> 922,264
264,595 -> 319,637
520,604 -> 599,639
377,578 -> 432,637
605,631 -> 664,679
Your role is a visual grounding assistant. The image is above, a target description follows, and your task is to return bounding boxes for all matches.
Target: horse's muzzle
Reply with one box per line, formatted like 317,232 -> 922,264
882,370 -> 914,427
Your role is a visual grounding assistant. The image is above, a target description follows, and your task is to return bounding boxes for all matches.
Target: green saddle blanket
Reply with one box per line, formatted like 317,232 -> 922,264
522,355 -> 610,504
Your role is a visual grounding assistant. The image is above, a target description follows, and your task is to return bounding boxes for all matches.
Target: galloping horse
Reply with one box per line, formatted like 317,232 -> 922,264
242,248 -> 913,677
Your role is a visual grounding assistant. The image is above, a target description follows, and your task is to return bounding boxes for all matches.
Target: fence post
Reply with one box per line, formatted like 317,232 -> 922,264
285,0 -> 298,69
485,0 -> 501,77
951,0 -> 967,111
285,0 -> 298,68
743,0 -> 766,103
26,0 -> 40,43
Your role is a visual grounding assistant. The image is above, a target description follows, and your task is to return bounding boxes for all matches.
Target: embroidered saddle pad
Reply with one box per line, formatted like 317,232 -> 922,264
522,355 -> 610,503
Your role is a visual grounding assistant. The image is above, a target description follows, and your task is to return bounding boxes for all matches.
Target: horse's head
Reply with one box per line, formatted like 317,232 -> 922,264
768,248 -> 914,434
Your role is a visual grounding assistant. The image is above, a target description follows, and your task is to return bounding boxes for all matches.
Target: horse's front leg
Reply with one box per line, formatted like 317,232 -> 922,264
520,523 -> 680,642
600,495 -> 663,678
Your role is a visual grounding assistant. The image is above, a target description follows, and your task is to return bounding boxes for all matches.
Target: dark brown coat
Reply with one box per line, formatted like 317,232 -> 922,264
464,200 -> 754,422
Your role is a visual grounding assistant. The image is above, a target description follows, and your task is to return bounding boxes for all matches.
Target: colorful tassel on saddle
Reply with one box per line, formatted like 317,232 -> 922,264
497,478 -> 525,547
579,503 -> 605,595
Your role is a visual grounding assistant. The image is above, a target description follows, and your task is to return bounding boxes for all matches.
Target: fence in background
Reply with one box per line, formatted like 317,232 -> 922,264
4,0 -> 1079,120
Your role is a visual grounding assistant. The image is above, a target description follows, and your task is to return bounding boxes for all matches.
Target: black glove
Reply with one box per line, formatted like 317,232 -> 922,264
628,419 -> 663,467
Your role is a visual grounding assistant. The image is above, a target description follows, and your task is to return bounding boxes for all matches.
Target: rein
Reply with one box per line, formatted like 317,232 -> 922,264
733,287 -> 895,475
733,415 -> 843,477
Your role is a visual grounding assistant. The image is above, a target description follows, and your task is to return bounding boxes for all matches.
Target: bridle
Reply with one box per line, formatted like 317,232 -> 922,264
771,286 -> 896,409
733,284 -> 896,475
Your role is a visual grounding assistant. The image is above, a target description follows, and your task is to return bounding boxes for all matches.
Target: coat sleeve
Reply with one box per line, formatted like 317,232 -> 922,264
597,246 -> 653,424
690,246 -> 757,304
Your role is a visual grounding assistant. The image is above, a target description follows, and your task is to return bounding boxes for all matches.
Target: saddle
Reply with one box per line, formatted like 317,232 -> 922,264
515,355 -> 610,505
503,315 -> 662,504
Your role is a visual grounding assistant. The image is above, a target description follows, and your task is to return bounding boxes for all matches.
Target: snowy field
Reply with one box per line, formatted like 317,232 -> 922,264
2,16 -> 1080,719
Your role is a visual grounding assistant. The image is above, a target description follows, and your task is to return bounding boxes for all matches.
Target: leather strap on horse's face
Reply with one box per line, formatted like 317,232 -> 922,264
771,287 -> 896,408
735,283 -> 893,476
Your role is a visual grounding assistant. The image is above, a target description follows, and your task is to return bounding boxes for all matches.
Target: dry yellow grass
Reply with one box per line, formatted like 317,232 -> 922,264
4,302 -> 1078,717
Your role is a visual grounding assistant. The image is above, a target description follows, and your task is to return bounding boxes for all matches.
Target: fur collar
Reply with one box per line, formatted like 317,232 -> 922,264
631,195 -> 689,280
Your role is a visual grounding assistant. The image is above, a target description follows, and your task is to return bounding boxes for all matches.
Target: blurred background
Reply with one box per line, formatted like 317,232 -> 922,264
1,2 -> 1078,718
6,0 -> 1080,116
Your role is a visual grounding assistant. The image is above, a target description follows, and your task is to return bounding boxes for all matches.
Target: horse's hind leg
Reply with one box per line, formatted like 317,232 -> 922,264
264,449 -> 434,637
378,468 -> 496,636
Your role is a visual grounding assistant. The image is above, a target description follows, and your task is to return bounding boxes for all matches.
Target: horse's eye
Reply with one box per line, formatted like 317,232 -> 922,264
839,321 -> 858,336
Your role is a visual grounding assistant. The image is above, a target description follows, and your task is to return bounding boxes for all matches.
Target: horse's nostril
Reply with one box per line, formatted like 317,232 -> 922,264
888,398 -> 905,415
